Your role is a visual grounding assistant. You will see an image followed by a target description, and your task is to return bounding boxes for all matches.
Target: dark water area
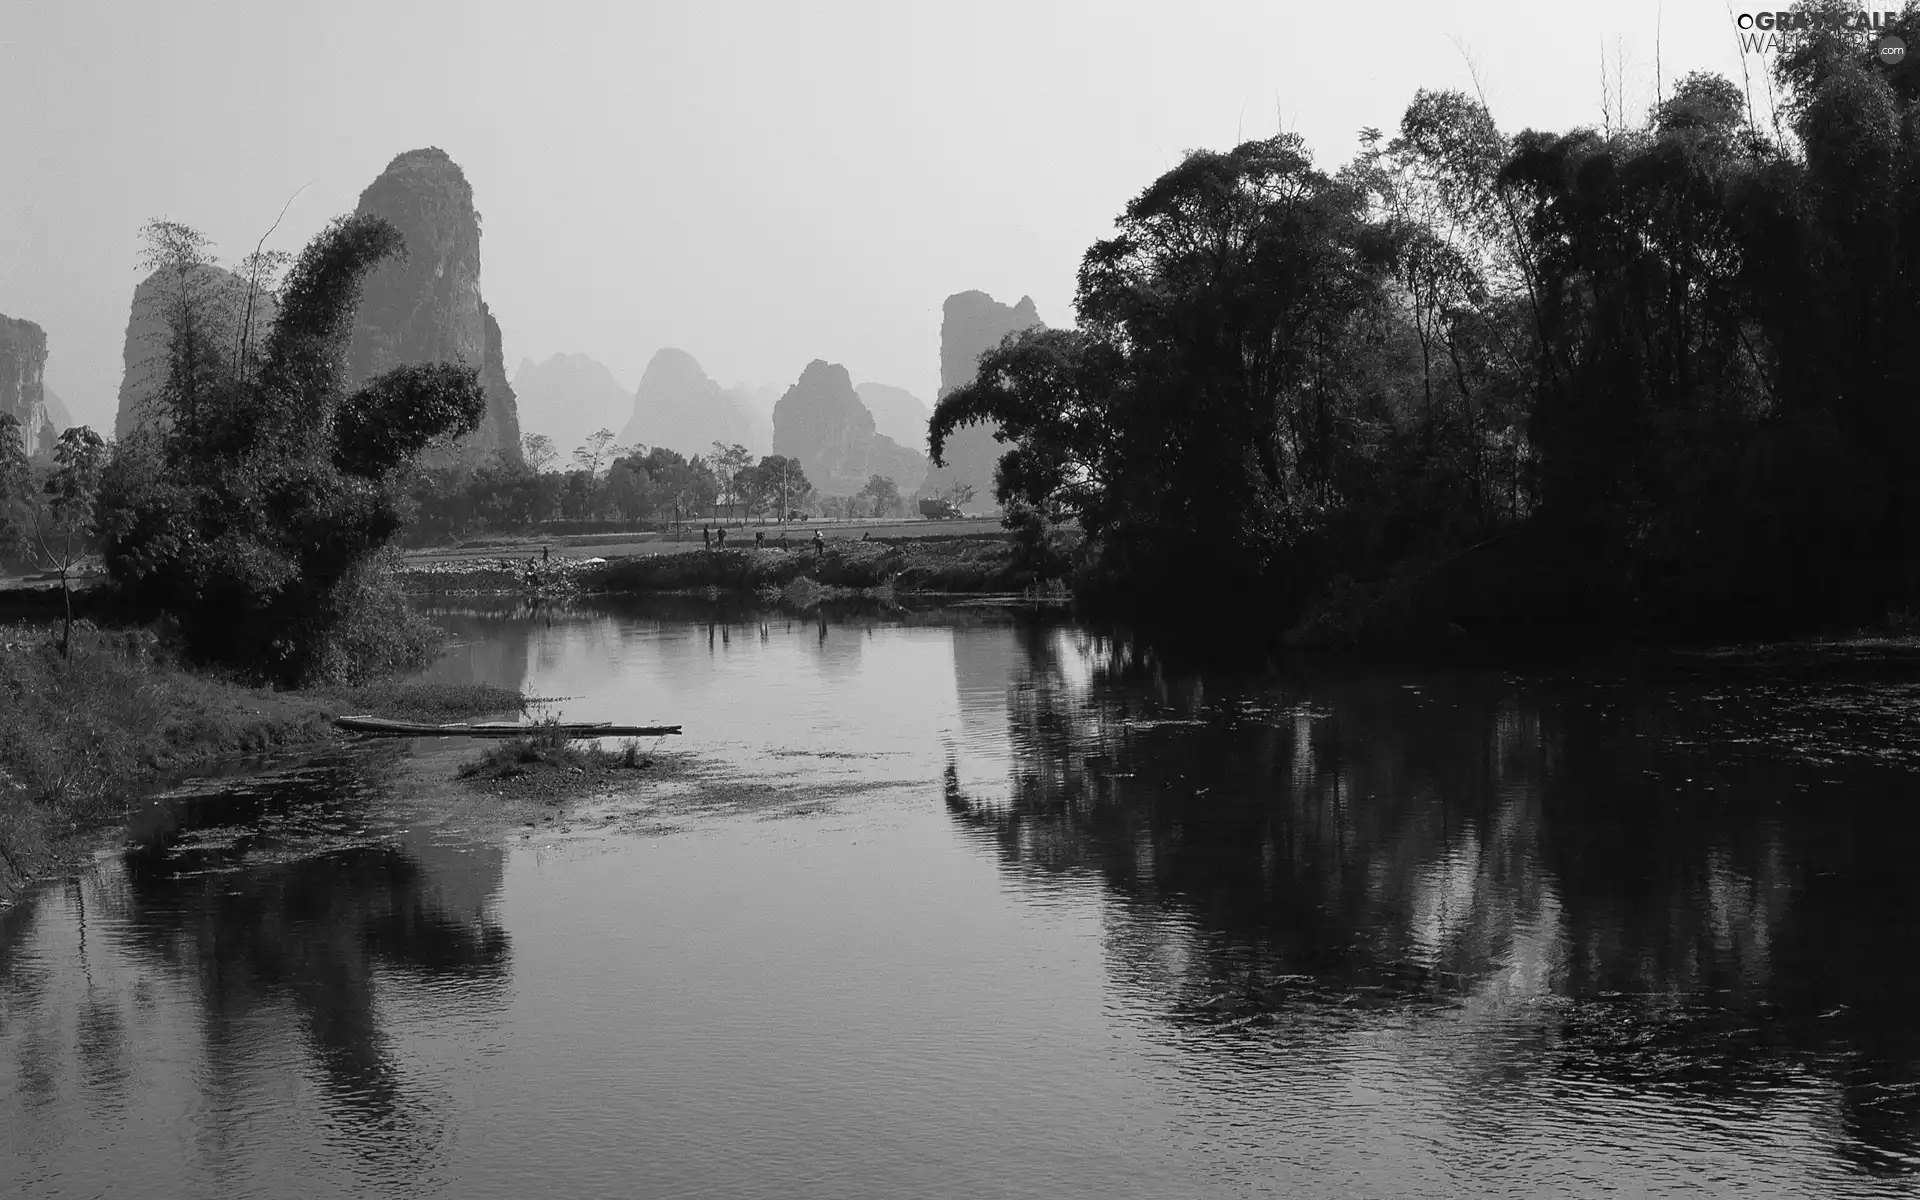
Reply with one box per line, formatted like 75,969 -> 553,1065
6,596 -> 1920,1196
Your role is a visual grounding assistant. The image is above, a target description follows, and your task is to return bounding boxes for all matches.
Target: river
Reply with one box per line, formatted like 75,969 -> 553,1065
4,596 -> 1920,1197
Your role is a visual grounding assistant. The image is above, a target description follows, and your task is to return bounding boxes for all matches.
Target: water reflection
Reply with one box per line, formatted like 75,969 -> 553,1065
12,598 -> 1920,1195
1,750 -> 509,1194
944,634 -> 1920,1176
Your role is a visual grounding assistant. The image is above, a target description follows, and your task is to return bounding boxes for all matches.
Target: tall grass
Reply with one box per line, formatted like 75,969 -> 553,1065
458,714 -> 650,781
0,619 -> 526,896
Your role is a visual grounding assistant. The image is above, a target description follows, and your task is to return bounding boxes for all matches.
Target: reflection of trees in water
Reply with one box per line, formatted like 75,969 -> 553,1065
102,751 -> 511,1176
945,634 -> 1920,1174
416,595 -> 1057,697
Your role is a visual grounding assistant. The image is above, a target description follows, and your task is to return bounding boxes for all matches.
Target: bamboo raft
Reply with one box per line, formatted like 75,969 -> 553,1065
334,716 -> 683,738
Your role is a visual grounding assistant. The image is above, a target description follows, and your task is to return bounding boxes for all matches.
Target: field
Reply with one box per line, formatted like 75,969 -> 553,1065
404,516 -> 1007,566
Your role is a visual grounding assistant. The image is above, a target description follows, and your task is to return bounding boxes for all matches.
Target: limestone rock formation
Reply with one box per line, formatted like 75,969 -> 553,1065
41,386 -> 72,436
721,384 -> 778,453
923,291 -> 1044,508
346,147 -> 521,466
512,353 -> 633,462
0,315 -> 53,455
619,349 -> 769,460
772,360 -> 926,496
728,382 -> 781,424
113,265 -> 279,440
854,382 -> 932,451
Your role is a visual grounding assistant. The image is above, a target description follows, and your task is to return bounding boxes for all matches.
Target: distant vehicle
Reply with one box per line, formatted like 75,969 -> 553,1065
918,498 -> 964,520
787,511 -> 809,521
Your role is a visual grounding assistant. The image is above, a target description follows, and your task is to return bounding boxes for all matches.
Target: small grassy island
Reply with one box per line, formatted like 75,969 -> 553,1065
456,719 -> 659,801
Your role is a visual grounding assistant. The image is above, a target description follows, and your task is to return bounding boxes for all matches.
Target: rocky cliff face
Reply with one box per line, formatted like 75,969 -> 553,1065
854,382 -> 932,451
512,352 -> 633,460
346,147 -> 521,466
620,349 -> 769,459
41,386 -> 71,437
0,315 -> 52,455
113,264 -> 277,440
772,360 -> 926,496
923,291 -> 1043,507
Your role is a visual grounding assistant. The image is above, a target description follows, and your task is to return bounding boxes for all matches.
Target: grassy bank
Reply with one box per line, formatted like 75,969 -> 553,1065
590,538 -> 1039,596
0,621 -> 525,900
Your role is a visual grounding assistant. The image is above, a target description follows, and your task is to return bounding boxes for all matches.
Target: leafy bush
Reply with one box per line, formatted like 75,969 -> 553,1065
98,215 -> 487,684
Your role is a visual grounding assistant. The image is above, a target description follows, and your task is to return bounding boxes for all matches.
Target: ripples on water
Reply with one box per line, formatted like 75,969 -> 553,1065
5,595 -> 1920,1197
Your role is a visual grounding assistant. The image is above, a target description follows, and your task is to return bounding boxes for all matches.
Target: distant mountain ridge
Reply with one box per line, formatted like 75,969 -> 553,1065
773,360 -> 926,495
619,348 -> 770,460
854,382 -> 932,452
512,353 -> 632,459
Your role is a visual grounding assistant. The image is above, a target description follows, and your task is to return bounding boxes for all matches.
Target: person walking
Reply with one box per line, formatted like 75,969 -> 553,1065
542,545 -> 550,564
755,530 -> 764,549
812,529 -> 825,558
702,526 -> 712,549
717,527 -> 728,547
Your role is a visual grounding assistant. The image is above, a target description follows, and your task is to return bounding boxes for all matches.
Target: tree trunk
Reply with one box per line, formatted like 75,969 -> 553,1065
59,569 -> 72,660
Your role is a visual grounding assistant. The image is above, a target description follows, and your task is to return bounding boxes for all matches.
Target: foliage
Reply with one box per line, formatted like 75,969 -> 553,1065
521,432 -> 559,475
591,535 -> 1031,595
0,623 -> 524,893
97,214 -> 487,683
0,422 -> 108,656
457,715 -> 652,788
710,443 -> 752,513
933,8 -> 1920,637
572,428 -> 630,480
859,474 -> 903,518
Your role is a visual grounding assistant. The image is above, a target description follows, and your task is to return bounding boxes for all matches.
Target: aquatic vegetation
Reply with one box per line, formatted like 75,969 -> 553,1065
457,717 -> 654,796
587,537 -> 1040,596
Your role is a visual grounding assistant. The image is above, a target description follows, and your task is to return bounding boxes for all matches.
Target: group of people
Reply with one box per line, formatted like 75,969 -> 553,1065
703,525 -> 826,557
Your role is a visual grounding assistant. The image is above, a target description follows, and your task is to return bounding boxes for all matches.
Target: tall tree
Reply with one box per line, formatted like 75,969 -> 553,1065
710,442 -> 752,521
572,429 -> 622,480
859,474 -> 901,518
757,454 -> 810,522
521,432 -> 559,475
99,214 -> 488,682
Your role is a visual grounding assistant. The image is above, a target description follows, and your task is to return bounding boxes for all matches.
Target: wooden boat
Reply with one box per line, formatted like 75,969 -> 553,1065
333,715 -> 682,738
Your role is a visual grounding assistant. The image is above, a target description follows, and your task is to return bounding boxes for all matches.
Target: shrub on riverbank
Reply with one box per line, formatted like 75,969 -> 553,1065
397,553 -> 609,596
458,719 -> 652,798
589,538 -> 1040,596
0,620 -> 525,897
98,216 -> 488,685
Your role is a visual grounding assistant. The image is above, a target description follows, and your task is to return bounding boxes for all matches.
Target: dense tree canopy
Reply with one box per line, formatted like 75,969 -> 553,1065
934,4 -> 1920,637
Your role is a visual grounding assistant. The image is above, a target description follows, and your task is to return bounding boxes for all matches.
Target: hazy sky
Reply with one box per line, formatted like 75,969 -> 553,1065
3,0 -> 1764,433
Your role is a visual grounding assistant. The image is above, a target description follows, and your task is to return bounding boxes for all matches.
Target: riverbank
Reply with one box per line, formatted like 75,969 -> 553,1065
0,620 -> 527,902
399,537 -> 1044,598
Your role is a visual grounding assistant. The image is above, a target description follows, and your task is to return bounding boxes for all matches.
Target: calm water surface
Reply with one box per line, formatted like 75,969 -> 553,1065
6,596 -> 1920,1197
